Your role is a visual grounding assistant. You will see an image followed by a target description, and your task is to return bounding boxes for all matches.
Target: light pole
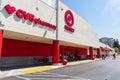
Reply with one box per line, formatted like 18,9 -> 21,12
56,0 -> 59,40
52,0 -> 60,64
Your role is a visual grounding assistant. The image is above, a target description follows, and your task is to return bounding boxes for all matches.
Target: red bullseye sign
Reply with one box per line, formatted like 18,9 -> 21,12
65,10 -> 74,32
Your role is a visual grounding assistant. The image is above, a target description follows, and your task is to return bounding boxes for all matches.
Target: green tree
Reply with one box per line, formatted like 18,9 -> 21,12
113,39 -> 120,53
114,47 -> 119,53
113,39 -> 119,48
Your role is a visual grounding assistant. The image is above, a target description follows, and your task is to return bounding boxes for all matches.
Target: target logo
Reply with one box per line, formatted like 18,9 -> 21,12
64,10 -> 74,32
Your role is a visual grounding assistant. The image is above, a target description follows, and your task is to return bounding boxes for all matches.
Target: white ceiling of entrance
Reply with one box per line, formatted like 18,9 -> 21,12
3,30 -> 89,48
3,30 -> 53,44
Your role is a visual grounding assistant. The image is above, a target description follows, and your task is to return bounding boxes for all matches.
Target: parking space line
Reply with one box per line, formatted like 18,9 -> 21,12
16,75 -> 30,80
40,72 -> 91,80
17,72 -> 91,80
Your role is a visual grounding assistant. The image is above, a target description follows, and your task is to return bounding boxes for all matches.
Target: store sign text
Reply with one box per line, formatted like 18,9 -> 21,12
4,4 -> 56,30
64,10 -> 74,32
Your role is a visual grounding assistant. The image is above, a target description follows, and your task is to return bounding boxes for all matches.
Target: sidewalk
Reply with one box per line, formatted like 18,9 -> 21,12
0,59 -> 99,79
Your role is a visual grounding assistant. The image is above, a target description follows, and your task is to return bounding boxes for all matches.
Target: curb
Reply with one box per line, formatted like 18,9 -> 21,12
20,60 -> 93,74
0,59 -> 97,79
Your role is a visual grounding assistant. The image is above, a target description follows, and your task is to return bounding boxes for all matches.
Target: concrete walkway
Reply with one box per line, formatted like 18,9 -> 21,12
0,59 -> 99,79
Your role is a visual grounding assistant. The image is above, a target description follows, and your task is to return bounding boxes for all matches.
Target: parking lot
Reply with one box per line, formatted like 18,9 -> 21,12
2,71 -> 90,80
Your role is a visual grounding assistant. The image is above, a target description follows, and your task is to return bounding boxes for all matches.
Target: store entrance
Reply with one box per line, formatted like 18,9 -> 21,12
60,46 -> 78,62
60,46 -> 88,62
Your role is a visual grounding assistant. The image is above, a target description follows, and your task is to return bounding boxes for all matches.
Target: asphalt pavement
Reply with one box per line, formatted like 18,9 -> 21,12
47,56 -> 120,80
1,56 -> 120,80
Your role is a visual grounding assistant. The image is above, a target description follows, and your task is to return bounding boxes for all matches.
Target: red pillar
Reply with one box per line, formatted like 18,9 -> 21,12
0,30 -> 3,59
89,47 -> 94,60
97,48 -> 101,58
52,40 -> 60,64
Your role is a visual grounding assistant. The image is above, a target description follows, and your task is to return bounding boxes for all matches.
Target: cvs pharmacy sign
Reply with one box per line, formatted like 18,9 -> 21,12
4,4 -> 56,30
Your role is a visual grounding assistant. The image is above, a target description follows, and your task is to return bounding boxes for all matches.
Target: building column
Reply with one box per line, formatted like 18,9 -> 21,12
97,48 -> 101,58
52,40 -> 60,64
0,30 -> 3,59
89,47 -> 94,60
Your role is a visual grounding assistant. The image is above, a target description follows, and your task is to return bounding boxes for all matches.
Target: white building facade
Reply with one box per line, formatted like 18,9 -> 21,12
0,0 -> 107,67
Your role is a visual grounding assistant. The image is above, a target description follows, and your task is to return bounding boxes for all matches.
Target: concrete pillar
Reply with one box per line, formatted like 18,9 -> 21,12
89,47 -> 94,60
97,48 -> 101,58
52,40 -> 60,64
0,30 -> 3,59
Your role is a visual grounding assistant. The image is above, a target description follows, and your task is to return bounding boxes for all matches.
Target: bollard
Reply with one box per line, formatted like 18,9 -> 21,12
62,59 -> 68,65
92,57 -> 95,60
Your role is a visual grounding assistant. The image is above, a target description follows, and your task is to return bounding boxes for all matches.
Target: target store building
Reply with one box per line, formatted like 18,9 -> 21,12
0,0 -> 101,67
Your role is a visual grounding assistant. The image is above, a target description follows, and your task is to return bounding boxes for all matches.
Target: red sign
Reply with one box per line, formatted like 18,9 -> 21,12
5,4 -> 56,30
65,10 -> 74,32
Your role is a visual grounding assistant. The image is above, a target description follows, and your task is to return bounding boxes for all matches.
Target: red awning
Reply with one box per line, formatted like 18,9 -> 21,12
100,46 -> 111,51
100,46 -> 104,50
104,47 -> 110,51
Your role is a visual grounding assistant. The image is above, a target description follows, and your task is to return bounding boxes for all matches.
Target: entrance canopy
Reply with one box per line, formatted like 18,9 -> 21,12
99,43 -> 113,51
3,30 -> 90,48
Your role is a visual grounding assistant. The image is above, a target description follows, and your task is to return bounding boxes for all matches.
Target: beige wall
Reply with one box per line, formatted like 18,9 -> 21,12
0,0 -> 100,48
58,2 -> 99,48
0,0 -> 56,39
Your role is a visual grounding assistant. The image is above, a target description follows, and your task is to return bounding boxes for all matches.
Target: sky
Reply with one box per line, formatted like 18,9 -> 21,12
41,0 -> 56,8
61,0 -> 120,40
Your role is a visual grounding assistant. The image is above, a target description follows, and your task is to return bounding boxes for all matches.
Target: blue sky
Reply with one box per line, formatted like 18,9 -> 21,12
61,0 -> 120,40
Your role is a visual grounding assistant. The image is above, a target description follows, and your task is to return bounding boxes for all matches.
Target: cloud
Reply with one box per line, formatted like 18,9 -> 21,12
103,0 -> 120,14
41,0 -> 56,9
102,0 -> 120,26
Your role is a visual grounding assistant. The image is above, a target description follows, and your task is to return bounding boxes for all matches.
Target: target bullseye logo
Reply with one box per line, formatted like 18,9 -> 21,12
65,10 -> 74,32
